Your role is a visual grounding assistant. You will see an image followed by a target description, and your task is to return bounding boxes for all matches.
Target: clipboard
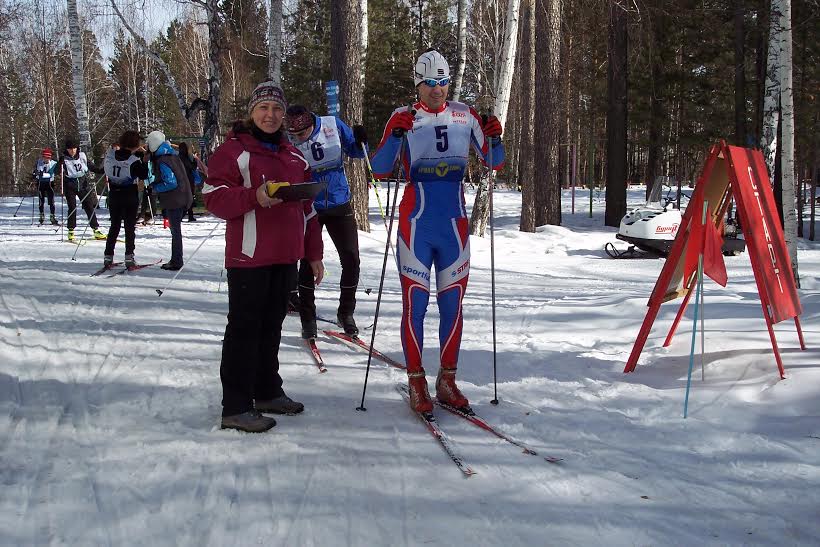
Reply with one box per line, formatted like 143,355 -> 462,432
265,181 -> 327,201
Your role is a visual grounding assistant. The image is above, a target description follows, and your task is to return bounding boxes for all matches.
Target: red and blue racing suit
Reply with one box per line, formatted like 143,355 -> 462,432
370,100 -> 504,373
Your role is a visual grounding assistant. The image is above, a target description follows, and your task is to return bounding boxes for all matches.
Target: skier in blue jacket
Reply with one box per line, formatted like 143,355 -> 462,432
285,105 -> 368,338
32,148 -> 58,225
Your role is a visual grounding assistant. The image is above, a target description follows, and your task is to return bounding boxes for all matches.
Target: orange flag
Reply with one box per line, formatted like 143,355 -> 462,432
683,212 -> 728,287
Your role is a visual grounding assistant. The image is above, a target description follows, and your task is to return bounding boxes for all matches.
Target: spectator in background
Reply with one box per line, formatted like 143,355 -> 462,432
178,141 -> 204,222
145,130 -> 193,270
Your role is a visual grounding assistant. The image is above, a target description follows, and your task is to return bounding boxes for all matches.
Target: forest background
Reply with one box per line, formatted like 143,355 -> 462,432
0,0 -> 817,238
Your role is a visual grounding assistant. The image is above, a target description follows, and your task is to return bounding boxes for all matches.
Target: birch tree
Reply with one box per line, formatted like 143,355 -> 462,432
268,0 -> 282,83
761,0 -> 798,284
778,0 -> 798,283
452,0 -> 467,101
470,0 -> 521,236
66,0 -> 91,150
360,0 -> 367,89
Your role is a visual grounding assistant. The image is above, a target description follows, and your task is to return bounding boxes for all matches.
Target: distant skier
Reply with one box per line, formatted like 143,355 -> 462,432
285,104 -> 367,339
370,49 -> 505,413
102,131 -> 149,269
32,148 -> 58,225
59,138 -> 106,241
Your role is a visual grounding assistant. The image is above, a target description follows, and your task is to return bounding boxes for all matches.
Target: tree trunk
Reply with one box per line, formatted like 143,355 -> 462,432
452,0 -> 468,101
753,0 -> 766,144
646,8 -> 665,200
331,0 -> 368,231
205,0 -> 223,151
605,0 -> 628,227
268,0 -> 283,84
360,0 -> 368,90
532,0 -> 562,227
734,0 -> 747,146
470,0 -> 521,236
66,0 -> 91,150
778,0 -> 798,285
518,0 -> 536,232
761,0 -> 782,177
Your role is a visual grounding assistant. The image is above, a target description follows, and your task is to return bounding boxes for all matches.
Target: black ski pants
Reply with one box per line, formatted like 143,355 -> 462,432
298,202 -> 360,323
64,178 -> 99,231
105,186 -> 139,256
221,263 -> 295,417
37,182 -> 55,215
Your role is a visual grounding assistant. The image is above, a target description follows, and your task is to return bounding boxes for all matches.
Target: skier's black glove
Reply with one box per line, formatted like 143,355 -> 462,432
353,125 -> 368,148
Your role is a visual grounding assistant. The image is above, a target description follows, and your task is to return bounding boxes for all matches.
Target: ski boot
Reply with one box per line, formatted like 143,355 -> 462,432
407,370 -> 433,413
50,214 -> 58,226
255,394 -> 304,415
103,255 -> 114,268
38,213 -> 44,225
125,253 -> 136,269
337,314 -> 359,337
301,318 -> 317,340
435,367 -> 471,413
67,230 -> 75,242
220,410 -> 276,433
93,229 -> 106,240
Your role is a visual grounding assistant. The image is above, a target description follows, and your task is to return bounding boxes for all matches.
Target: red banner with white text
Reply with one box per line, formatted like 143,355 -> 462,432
725,146 -> 801,324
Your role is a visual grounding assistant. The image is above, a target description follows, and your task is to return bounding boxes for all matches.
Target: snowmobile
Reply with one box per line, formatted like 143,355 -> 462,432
604,181 -> 746,259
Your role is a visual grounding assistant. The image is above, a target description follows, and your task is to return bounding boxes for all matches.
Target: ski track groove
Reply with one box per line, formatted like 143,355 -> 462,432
70,396 -> 117,547
10,258 -> 124,546
280,452 -> 320,545
392,422 -> 410,547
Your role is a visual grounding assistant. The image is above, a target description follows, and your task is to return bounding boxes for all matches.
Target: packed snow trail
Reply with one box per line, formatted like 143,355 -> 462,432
1,190 -> 819,546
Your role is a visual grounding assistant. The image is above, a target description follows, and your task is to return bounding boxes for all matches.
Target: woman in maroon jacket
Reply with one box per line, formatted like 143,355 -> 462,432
204,82 -> 324,433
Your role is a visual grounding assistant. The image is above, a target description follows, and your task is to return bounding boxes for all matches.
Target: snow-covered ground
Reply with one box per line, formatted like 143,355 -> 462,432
1,185 -> 818,546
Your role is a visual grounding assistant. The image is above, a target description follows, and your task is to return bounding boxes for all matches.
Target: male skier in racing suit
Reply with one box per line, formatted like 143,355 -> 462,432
370,49 -> 504,413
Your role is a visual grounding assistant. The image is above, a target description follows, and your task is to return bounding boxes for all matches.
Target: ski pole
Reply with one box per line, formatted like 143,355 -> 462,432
357,104 -> 413,412
684,201 -> 709,418
361,143 -> 388,220
13,193 -> 27,217
30,185 -> 36,225
361,142 -> 396,262
70,179 -> 105,261
156,220 -> 223,296
487,117 -> 499,405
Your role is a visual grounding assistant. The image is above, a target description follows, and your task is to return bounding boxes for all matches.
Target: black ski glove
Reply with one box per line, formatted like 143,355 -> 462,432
353,125 -> 368,147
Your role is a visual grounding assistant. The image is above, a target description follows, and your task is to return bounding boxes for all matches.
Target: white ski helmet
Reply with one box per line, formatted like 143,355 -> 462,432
414,50 -> 450,87
146,130 -> 166,153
